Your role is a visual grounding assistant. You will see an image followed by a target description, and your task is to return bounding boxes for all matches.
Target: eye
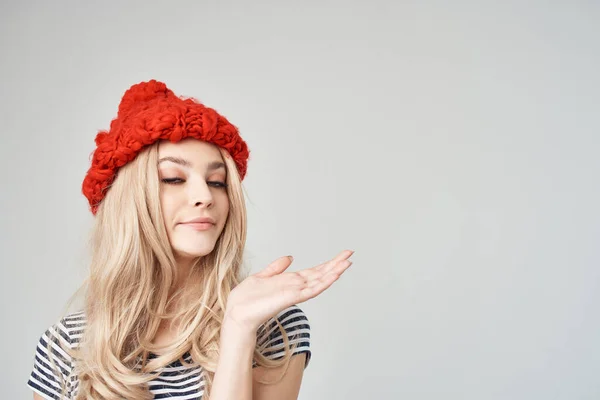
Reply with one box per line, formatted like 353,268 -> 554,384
208,181 -> 228,189
161,178 -> 185,184
161,178 -> 227,189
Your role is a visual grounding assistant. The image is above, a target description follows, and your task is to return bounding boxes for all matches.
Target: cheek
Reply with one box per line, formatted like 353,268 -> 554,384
160,191 -> 179,226
214,194 -> 230,228
220,194 -> 230,216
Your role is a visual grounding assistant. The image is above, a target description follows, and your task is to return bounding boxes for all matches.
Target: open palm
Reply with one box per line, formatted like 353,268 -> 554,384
225,249 -> 354,332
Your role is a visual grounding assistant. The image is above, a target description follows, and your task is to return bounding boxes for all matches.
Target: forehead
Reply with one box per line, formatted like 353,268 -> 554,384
157,138 -> 224,163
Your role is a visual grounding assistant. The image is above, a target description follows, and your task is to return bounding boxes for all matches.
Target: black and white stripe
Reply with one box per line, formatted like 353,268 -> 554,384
27,305 -> 311,400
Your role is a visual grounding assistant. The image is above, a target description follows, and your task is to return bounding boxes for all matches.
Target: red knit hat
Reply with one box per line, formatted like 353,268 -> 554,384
82,79 -> 250,215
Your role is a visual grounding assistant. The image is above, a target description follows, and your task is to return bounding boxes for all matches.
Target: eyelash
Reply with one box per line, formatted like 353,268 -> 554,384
161,178 -> 228,188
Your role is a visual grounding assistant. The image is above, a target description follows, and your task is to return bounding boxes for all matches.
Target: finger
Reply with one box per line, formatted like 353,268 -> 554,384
254,255 -> 294,278
300,270 -> 341,299
308,250 -> 353,280
307,260 -> 352,288
285,250 -> 353,282
298,257 -> 349,282
315,249 -> 354,272
292,260 -> 352,303
276,249 -> 355,283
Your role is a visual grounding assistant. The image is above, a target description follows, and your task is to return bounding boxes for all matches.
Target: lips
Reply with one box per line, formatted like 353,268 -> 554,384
179,220 -> 215,232
181,222 -> 214,231
180,217 -> 215,225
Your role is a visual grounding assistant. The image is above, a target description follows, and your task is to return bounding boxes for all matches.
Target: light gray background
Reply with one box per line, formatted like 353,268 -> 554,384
1,1 -> 598,399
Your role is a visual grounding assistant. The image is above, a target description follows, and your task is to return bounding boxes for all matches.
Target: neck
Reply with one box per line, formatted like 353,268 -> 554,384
169,256 -> 203,299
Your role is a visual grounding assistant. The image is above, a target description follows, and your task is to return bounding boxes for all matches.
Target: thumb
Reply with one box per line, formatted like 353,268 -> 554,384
254,256 -> 294,278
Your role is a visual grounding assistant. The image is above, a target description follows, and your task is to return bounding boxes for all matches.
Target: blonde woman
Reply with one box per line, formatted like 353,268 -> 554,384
26,80 -> 353,400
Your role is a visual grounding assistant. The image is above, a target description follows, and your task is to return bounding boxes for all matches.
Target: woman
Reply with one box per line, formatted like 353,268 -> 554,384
26,80 -> 353,400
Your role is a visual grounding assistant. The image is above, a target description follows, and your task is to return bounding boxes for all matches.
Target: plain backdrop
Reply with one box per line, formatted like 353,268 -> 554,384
1,1 -> 598,399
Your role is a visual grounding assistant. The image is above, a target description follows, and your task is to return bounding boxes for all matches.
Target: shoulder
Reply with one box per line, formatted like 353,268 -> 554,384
32,310 -> 87,362
60,310 -> 87,347
257,305 -> 312,368
275,304 -> 310,332
260,304 -> 310,339
27,310 -> 86,399
45,310 -> 87,348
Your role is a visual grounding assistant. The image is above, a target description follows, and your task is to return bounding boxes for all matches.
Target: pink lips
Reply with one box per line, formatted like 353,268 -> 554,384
181,222 -> 214,231
179,217 -> 216,231
182,217 -> 215,224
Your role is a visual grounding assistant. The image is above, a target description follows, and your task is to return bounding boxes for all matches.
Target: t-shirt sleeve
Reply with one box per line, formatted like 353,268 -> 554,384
256,305 -> 312,369
27,318 -> 74,400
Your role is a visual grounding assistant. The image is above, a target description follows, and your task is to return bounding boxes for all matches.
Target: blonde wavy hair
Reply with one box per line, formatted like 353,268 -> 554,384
48,141 -> 299,399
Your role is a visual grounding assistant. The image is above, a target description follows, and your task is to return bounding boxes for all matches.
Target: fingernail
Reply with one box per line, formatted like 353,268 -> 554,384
288,255 -> 294,261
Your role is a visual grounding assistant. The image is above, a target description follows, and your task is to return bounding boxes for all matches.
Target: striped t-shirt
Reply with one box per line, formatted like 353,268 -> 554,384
27,305 -> 311,400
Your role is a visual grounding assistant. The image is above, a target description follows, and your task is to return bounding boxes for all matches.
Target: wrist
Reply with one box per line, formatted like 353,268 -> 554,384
221,313 -> 257,344
223,306 -> 260,333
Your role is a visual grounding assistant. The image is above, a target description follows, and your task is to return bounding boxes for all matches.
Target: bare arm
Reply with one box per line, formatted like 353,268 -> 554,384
210,316 -> 256,400
33,393 -> 44,400
210,315 -> 307,400
253,353 -> 306,400
211,250 -> 352,399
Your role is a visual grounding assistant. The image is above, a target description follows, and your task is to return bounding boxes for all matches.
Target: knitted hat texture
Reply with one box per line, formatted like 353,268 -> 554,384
81,79 -> 249,215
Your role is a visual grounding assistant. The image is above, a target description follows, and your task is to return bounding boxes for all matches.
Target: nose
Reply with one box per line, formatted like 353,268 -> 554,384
188,180 -> 214,208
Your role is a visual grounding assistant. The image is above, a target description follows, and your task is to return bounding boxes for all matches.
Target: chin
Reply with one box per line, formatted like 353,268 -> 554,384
172,241 -> 216,259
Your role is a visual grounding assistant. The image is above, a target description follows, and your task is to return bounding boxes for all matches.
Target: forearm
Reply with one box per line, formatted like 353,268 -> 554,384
210,317 -> 256,400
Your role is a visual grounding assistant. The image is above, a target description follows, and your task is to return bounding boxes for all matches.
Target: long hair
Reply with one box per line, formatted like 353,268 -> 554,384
46,141 -> 298,399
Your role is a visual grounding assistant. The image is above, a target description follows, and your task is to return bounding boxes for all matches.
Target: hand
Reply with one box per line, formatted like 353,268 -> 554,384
224,249 -> 354,333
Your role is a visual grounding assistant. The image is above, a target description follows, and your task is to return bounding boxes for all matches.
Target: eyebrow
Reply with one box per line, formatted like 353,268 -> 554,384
158,156 -> 226,172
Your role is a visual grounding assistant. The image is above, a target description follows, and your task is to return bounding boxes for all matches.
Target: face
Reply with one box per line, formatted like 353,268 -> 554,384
157,138 -> 230,264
